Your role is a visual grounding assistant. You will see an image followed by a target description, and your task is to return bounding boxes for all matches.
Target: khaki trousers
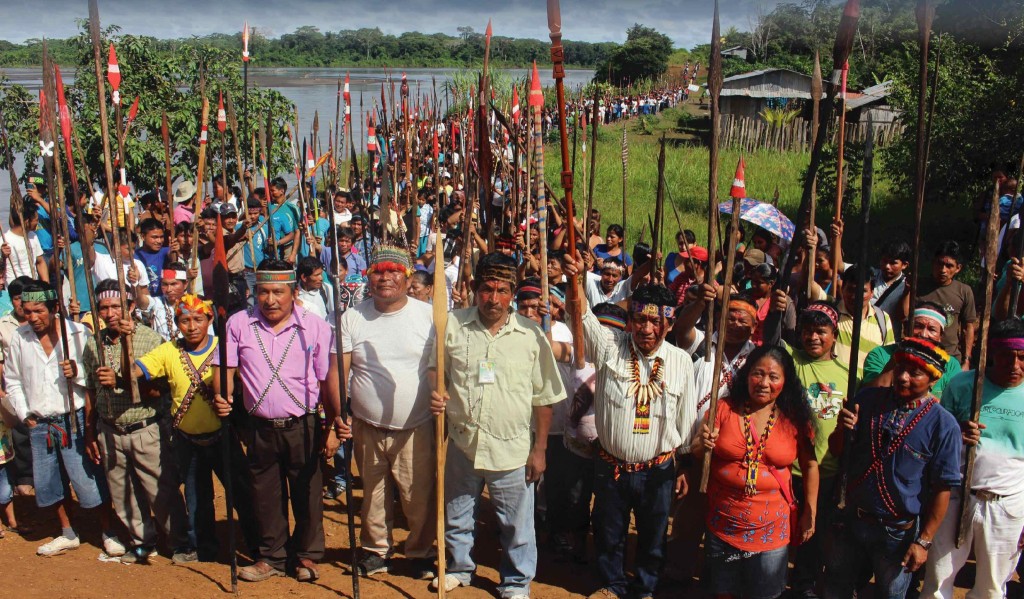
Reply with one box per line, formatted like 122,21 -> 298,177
353,418 -> 436,558
98,419 -> 189,549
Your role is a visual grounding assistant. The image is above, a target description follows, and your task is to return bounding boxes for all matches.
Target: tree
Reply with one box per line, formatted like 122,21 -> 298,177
593,24 -> 673,86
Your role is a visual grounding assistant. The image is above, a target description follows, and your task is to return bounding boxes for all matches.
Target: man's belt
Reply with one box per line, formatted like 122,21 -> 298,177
855,507 -> 915,530
101,416 -> 161,435
252,414 -> 310,430
598,448 -> 673,481
971,489 -> 1010,502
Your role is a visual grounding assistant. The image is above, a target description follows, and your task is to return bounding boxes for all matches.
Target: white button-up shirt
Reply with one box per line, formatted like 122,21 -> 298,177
3,320 -> 90,421
581,305 -> 697,463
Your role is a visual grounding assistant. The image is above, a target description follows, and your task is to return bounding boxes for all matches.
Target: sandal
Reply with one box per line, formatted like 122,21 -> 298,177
296,559 -> 320,583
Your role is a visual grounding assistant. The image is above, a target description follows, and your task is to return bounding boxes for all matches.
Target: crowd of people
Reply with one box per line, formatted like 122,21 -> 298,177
0,83 -> 1021,599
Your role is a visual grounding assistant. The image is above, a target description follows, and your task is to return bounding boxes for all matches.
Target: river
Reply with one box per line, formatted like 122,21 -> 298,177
0,66 -> 595,221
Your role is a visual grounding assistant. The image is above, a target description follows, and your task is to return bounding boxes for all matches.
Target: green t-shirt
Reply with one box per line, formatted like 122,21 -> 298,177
788,346 -> 860,479
862,343 -> 962,398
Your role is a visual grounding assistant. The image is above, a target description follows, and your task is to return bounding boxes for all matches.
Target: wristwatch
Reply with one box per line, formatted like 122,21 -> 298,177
913,537 -> 933,550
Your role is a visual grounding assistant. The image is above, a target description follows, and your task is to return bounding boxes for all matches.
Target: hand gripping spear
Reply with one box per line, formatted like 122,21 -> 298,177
547,0 -> 585,368
90,0 -> 140,405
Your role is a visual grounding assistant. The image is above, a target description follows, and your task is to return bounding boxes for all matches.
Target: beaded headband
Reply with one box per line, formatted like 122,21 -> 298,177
21,289 -> 56,303
894,337 -> 949,380
632,302 -> 675,320
515,284 -> 543,300
990,337 -> 1024,351
162,269 -> 188,281
804,302 -> 838,328
597,314 -> 627,330
913,307 -> 947,329
176,293 -> 213,319
255,270 -> 296,284
369,244 -> 412,274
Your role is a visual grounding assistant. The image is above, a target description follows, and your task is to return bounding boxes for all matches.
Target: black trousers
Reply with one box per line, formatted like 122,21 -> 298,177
243,415 -> 324,570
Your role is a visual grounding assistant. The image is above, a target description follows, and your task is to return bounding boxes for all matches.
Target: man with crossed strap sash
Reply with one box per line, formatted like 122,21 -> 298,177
212,258 -> 351,584
124,293 -> 259,561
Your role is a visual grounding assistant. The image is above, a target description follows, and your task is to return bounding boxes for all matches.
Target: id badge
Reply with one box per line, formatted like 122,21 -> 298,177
478,360 -> 497,384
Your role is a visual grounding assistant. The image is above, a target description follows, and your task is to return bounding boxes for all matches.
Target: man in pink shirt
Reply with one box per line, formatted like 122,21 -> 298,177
212,258 -> 351,584
173,181 -> 197,227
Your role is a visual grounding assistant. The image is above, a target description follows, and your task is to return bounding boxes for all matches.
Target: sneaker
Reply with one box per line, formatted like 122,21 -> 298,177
37,536 -> 80,556
431,573 -> 469,592
172,547 -> 198,564
103,535 -> 126,558
409,557 -> 435,580
356,552 -> 389,576
120,546 -> 155,564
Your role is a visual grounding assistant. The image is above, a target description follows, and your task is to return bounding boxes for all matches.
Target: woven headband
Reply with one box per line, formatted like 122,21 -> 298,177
804,303 -> 839,328
894,337 -> 949,381
176,293 -> 213,319
256,270 -> 296,284
515,285 -> 543,300
21,289 -> 56,303
989,337 -> 1024,351
550,286 -> 566,303
913,307 -> 947,329
162,269 -> 188,281
597,314 -> 627,330
632,302 -> 675,320
728,299 -> 758,321
96,290 -> 122,303
478,264 -> 518,286
369,244 -> 412,269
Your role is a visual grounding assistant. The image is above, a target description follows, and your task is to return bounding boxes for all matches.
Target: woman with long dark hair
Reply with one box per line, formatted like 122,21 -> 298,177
693,344 -> 819,599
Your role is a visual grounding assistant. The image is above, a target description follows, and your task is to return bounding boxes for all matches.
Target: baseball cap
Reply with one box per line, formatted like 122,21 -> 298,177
743,249 -> 767,266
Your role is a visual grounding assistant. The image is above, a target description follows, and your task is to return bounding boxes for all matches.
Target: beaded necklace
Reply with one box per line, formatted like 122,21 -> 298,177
628,342 -> 665,434
172,340 -> 214,428
853,395 -> 935,517
741,403 -> 778,496
246,309 -> 311,415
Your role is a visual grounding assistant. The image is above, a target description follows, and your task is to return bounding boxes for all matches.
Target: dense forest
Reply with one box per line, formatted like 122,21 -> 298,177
0,25 -> 617,68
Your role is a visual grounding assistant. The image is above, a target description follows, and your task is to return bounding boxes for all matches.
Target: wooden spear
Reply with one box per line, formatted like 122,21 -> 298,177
430,133 -> 450,599
547,0 -> 585,368
226,92 -> 253,198
89,0 -> 140,405
907,0 -> 935,336
806,52 -> 822,300
830,61 -> 850,295
702,0 -> 723,363
653,135 -> 667,272
188,96 -> 210,293
161,112 -> 174,240
531,62 -> 551,334
621,121 -> 628,245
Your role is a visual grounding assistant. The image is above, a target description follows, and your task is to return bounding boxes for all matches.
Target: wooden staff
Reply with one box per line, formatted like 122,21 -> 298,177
41,45 -> 77,428
547,0 -> 585,368
530,62 -> 551,334
621,121 -> 628,244
907,0 -> 935,336
160,112 -> 174,240
586,86 -> 599,247
90,0 -> 140,405
806,52 -> 822,300
0,102 -> 26,276
957,181 -> 1000,547
334,78 -> 342,191
702,0 -> 723,364
431,149 -> 449,599
257,120 -> 278,257
836,117 -> 875,510
830,60 -> 850,295
653,136 -> 667,272
667,186 -> 699,279
56,65 -> 100,330
217,92 -> 228,215
188,96 -> 210,292
226,92 -> 253,198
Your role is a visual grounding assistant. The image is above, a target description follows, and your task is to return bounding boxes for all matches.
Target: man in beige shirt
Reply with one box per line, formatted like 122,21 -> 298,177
430,252 -> 565,598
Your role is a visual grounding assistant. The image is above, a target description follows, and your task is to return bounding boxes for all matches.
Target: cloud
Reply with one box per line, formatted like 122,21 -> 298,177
0,0 -> 781,49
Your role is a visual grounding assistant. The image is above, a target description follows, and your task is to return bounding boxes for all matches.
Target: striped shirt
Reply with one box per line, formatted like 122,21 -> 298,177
581,305 -> 697,463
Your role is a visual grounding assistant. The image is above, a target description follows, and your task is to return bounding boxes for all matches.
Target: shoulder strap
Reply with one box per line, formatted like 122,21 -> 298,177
873,305 -> 889,342
874,275 -> 903,307
768,465 -> 795,506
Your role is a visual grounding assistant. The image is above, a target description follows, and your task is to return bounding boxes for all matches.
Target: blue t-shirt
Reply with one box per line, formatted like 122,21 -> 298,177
846,387 -> 962,519
270,202 -> 298,247
239,219 -> 268,269
35,203 -> 53,253
134,246 -> 170,297
592,243 -> 633,273
70,241 -> 91,313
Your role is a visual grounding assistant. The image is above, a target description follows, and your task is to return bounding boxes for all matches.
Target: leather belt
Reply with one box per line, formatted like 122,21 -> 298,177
253,414 -> 310,430
101,416 -> 161,435
971,489 -> 1007,502
855,508 -> 915,530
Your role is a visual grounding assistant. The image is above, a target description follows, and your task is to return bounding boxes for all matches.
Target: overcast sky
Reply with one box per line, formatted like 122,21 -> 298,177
0,0 -> 782,49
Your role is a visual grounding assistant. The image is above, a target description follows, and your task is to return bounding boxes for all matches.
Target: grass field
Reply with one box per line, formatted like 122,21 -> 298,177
538,101 -> 977,274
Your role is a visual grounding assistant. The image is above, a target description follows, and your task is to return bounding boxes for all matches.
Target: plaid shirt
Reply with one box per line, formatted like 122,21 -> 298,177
84,324 -> 165,426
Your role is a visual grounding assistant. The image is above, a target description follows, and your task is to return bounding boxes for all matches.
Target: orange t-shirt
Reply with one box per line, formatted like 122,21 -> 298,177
706,398 -> 801,552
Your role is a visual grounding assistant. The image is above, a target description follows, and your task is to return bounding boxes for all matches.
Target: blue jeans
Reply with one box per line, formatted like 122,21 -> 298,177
703,532 -> 790,599
29,409 -> 108,509
445,444 -> 536,598
0,463 -> 11,505
824,514 -> 919,599
593,456 -> 674,598
173,428 -> 260,560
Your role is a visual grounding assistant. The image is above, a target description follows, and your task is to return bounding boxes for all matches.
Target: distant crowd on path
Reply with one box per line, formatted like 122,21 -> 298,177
2,77 -> 1024,599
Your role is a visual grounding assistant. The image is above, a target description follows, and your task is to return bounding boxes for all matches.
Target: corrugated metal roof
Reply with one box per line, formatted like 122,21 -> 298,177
720,68 -> 826,100
846,80 -> 893,110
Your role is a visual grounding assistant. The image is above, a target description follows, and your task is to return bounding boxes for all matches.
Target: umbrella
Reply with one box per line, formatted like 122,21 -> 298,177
719,198 -> 796,242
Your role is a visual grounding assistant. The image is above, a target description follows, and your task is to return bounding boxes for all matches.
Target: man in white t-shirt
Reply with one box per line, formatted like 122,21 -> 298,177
91,229 -> 150,310
342,244 -> 436,580
296,256 -> 334,323
2,201 -> 48,283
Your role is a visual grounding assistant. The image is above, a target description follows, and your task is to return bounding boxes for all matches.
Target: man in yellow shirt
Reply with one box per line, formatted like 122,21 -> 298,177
131,294 -> 259,561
